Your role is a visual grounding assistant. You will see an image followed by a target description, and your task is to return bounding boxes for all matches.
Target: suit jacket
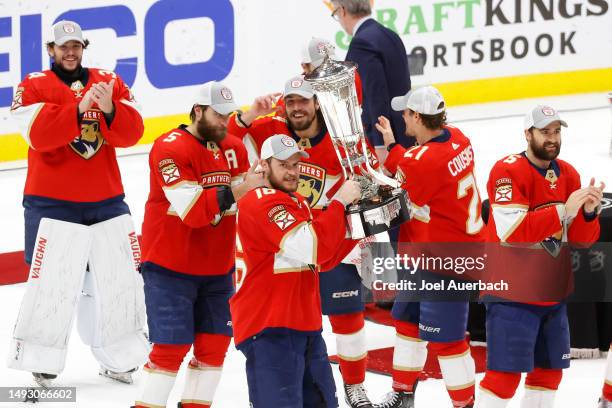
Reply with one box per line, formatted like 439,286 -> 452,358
346,18 -> 411,147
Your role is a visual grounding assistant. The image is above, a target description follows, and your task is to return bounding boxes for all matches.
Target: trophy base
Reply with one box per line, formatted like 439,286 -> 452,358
346,189 -> 411,239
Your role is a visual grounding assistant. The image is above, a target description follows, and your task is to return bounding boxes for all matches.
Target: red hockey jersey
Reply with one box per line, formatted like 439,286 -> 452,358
487,153 -> 600,244
231,188 -> 348,345
485,153 -> 600,303
11,68 -> 143,202
141,127 -> 249,276
385,126 -> 486,243
227,115 -> 379,211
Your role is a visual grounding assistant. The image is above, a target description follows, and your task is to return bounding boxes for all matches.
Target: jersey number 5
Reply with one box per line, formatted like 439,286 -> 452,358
457,172 -> 484,235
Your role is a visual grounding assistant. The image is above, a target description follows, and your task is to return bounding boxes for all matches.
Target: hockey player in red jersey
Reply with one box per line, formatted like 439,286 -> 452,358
8,20 -> 147,386
135,82 -> 260,408
375,86 -> 485,408
476,106 -> 603,408
229,76 -> 382,407
231,134 -> 362,407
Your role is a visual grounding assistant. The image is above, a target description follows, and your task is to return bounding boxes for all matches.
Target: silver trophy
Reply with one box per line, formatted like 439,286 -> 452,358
304,45 -> 411,239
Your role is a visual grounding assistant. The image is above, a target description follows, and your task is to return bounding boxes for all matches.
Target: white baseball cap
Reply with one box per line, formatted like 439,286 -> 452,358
524,105 -> 568,130
261,135 -> 310,161
284,76 -> 315,99
51,20 -> 85,46
391,86 -> 446,115
193,81 -> 239,115
301,37 -> 336,69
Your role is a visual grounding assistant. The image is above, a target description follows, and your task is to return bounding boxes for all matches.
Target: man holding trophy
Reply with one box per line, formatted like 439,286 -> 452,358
229,73 -> 402,407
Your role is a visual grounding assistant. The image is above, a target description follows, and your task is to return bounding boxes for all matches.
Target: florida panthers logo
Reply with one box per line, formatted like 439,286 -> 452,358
297,163 -> 326,207
70,110 -> 104,159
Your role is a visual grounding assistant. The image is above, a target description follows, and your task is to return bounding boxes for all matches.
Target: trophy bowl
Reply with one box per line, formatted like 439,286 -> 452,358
304,45 -> 412,239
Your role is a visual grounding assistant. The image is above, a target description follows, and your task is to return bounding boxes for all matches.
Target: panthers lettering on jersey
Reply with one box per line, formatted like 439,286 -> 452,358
141,127 -> 249,276
230,188 -> 352,346
227,114 -> 379,211
385,126 -> 486,243
11,68 -> 143,202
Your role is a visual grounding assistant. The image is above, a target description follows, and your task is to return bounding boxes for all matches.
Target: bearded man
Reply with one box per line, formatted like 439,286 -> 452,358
135,82 -> 261,408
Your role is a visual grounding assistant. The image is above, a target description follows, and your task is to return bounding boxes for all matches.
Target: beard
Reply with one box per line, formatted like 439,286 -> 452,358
530,138 -> 561,161
197,116 -> 227,144
287,109 -> 316,131
268,169 -> 298,193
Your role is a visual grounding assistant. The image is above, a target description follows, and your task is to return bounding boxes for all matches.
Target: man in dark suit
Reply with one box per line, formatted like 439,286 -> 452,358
331,0 -> 412,163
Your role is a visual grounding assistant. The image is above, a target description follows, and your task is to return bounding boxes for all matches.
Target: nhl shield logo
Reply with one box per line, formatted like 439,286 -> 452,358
70,110 -> 104,159
297,162 -> 326,207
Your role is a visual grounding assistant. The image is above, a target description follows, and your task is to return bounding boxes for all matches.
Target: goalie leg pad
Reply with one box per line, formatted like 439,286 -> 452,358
79,214 -> 149,372
8,218 -> 92,374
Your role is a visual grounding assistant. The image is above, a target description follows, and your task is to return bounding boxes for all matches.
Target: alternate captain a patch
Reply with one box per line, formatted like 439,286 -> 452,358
268,205 -> 296,231
495,178 -> 513,202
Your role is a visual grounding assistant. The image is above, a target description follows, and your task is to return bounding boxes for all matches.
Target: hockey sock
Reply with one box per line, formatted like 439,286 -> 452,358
474,387 -> 511,408
603,344 -> 612,401
392,320 -> 427,392
329,312 -> 367,385
430,339 -> 475,406
521,368 -> 561,408
180,333 -> 231,408
135,343 -> 191,408
479,370 -> 521,400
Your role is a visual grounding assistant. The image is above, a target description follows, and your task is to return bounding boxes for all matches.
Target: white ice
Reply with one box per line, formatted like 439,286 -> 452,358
0,93 -> 610,407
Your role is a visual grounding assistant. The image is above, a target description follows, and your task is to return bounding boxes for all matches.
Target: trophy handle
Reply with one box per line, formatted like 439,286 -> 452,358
360,138 -> 401,188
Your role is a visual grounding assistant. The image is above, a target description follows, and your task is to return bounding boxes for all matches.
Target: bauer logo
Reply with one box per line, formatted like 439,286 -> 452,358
419,323 -> 441,334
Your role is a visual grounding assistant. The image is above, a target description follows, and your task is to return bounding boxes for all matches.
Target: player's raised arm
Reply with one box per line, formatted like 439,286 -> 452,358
95,74 -> 144,148
11,75 -> 82,151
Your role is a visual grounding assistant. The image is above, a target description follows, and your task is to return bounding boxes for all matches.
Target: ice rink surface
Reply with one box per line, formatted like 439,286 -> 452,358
0,93 -> 610,407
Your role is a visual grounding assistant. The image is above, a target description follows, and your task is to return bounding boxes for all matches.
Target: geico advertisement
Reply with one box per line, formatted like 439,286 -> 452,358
0,0 -> 610,134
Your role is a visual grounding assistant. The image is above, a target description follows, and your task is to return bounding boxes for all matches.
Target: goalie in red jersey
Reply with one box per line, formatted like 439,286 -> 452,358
8,20 -> 146,387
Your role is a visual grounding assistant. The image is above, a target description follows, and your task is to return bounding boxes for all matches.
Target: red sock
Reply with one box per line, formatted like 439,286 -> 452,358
525,367 -> 562,391
329,312 -> 367,384
604,382 -> 612,402
479,370 -> 521,399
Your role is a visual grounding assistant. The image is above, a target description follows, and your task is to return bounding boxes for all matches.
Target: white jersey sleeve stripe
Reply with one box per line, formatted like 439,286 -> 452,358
277,221 -> 317,266
11,103 -> 45,148
243,134 -> 260,164
491,204 -> 528,242
411,203 -> 431,223
162,181 -> 204,220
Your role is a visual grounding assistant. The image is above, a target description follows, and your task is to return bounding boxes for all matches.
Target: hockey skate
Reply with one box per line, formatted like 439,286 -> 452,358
32,372 -> 57,388
599,396 -> 612,408
374,390 -> 415,408
99,367 -> 137,384
344,383 -> 374,408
